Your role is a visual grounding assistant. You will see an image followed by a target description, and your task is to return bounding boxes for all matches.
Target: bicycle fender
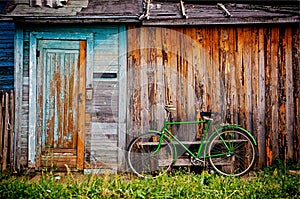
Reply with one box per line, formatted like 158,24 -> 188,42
148,130 -> 178,162
203,124 -> 257,157
210,125 -> 257,145
226,125 -> 257,145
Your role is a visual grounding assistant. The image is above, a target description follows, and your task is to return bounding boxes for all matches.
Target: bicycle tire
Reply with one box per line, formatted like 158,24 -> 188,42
208,128 -> 256,176
127,132 -> 174,178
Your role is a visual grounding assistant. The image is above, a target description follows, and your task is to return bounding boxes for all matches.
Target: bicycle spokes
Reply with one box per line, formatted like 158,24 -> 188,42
208,129 -> 256,176
127,132 -> 174,178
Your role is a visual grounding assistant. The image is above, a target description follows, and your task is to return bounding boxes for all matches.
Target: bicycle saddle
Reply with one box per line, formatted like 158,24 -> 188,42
200,112 -> 217,120
200,112 -> 212,117
164,105 -> 176,112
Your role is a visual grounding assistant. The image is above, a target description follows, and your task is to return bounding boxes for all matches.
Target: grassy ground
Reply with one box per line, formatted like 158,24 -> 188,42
0,159 -> 299,199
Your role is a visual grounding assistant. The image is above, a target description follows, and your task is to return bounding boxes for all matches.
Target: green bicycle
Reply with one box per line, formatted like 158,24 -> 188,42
127,105 -> 257,178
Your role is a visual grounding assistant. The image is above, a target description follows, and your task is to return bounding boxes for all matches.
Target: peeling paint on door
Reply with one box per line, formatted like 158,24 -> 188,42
36,40 -> 86,170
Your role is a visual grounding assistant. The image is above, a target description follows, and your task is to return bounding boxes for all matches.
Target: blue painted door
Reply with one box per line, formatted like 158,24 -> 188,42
37,39 -> 86,170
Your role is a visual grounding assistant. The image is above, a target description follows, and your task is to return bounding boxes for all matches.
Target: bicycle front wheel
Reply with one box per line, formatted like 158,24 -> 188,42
127,132 -> 174,178
208,128 -> 256,176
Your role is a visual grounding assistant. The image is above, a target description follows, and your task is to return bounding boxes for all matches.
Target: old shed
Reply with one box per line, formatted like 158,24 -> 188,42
2,0 -> 299,173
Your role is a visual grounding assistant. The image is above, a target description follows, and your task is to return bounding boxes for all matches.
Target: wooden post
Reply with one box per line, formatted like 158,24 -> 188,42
284,28 -> 294,160
2,92 -> 9,172
9,90 -> 15,172
0,92 -> 3,171
258,28 -> 266,167
77,40 -> 86,170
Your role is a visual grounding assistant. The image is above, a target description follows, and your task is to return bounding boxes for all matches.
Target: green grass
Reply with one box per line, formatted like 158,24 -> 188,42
1,159 -> 299,199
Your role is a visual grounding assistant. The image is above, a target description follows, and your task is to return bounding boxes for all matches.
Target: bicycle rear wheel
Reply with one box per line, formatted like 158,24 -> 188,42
127,132 -> 174,178
208,128 -> 256,176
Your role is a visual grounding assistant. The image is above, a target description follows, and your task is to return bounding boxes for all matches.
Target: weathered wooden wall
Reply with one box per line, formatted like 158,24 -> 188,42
0,91 -> 14,173
127,25 -> 299,167
0,21 -> 14,92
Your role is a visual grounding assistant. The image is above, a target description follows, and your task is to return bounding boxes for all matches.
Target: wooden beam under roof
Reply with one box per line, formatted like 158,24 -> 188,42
156,0 -> 299,3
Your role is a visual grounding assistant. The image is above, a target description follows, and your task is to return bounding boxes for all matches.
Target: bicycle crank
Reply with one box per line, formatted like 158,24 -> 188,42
190,156 -> 205,166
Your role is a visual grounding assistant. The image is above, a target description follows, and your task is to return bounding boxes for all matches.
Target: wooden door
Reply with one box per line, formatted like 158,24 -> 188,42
36,40 -> 86,171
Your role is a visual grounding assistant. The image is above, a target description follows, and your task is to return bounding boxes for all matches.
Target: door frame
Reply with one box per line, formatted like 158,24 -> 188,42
28,32 -> 94,170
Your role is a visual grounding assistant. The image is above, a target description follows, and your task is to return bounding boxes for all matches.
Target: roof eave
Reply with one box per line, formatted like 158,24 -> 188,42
5,15 -> 140,24
142,17 -> 300,26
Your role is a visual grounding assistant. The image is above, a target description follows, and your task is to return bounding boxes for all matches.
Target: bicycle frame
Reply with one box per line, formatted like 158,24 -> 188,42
150,118 -> 257,163
150,119 -> 213,161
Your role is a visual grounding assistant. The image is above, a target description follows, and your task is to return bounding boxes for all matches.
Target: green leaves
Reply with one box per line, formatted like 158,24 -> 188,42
0,161 -> 299,199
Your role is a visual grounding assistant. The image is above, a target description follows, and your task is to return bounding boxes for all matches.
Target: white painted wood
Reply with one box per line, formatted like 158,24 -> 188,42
28,32 -> 37,168
14,28 -> 24,171
118,25 -> 127,171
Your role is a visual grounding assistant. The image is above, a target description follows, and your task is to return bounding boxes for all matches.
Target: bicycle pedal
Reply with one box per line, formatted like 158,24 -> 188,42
190,157 -> 204,166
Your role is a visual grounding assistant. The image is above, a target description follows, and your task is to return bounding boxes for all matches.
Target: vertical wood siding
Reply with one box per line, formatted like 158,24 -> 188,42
0,91 -> 14,172
127,25 -> 299,167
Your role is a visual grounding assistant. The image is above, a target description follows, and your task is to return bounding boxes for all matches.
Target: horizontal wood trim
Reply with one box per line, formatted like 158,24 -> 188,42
42,148 -> 76,154
41,155 -> 77,170
41,156 -> 77,161
91,123 -> 118,135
